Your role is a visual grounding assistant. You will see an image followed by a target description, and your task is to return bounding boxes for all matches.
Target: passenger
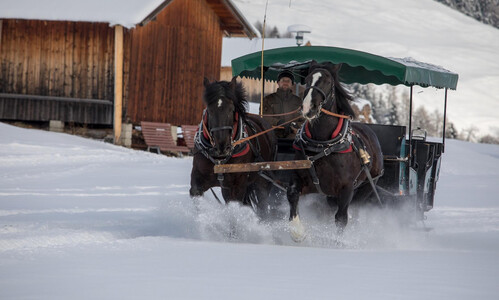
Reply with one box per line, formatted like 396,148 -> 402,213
262,70 -> 302,139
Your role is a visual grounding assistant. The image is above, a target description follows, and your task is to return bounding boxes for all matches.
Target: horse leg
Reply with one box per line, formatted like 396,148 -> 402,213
287,173 -> 306,242
335,186 -> 354,233
189,169 -> 207,198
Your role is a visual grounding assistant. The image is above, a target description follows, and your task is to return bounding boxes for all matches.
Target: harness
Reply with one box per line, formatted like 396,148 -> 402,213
194,109 -> 263,188
292,71 -> 380,200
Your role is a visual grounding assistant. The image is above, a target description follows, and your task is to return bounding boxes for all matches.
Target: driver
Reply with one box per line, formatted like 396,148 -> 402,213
262,70 -> 302,139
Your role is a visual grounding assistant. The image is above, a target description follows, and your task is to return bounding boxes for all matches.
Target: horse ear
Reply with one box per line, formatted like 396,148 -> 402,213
308,60 -> 318,72
332,63 -> 343,73
203,77 -> 210,88
321,62 -> 342,76
230,76 -> 238,91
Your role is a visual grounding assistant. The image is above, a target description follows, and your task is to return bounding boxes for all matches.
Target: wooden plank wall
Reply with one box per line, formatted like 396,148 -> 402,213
127,0 -> 223,126
0,95 -> 113,124
0,19 -> 116,99
0,19 -> 128,124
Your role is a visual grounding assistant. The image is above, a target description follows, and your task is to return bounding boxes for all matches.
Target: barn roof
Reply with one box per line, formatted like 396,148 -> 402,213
0,0 -> 257,36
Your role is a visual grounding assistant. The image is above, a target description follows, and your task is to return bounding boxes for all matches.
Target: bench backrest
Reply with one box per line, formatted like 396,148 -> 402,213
141,121 -> 176,148
181,125 -> 199,149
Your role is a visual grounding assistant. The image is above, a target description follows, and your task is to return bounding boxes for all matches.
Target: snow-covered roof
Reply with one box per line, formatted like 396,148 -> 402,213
0,0 -> 164,28
222,37 -> 297,67
0,0 -> 256,34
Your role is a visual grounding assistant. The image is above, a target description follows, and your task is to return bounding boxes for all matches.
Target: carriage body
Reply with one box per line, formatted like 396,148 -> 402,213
230,46 -> 458,218
365,123 -> 443,217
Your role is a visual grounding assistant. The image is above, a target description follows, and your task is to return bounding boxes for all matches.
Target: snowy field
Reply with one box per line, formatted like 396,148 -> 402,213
1,122 -> 499,299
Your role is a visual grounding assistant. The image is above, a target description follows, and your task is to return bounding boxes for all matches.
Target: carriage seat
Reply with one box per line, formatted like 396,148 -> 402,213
140,121 -> 189,156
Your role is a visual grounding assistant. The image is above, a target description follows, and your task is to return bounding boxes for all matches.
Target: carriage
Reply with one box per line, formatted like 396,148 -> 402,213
234,46 -> 455,214
191,46 -> 458,238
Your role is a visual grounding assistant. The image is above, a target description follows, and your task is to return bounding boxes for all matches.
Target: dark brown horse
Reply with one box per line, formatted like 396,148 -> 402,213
190,78 -> 277,213
287,61 -> 384,241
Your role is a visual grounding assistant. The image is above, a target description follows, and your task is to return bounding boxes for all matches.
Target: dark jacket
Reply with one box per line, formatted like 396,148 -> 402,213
262,88 -> 302,139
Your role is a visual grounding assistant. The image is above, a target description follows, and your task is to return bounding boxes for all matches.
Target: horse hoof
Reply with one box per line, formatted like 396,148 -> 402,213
289,216 -> 306,243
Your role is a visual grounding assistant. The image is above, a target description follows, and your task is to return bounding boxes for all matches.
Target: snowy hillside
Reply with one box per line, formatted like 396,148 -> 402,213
1,123 -> 498,299
231,0 -> 499,137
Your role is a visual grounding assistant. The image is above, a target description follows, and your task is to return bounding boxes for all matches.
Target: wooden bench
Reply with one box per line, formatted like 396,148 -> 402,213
181,124 -> 199,151
140,121 -> 189,156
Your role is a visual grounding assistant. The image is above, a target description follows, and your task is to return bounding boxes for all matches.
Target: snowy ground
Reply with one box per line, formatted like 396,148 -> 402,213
1,122 -> 499,299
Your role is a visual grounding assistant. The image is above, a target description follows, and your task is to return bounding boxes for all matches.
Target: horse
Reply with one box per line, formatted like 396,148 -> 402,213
287,61 -> 384,241
190,77 -> 277,213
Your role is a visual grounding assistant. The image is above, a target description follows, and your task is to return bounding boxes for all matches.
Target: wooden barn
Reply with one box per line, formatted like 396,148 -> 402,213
0,0 -> 256,144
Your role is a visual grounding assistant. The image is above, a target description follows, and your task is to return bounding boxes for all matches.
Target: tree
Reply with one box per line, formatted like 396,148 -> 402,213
445,122 -> 459,139
386,101 -> 399,125
269,26 -> 280,38
397,89 -> 410,128
479,134 -> 499,145
253,22 -> 289,38
412,106 -> 432,135
460,125 -> 479,142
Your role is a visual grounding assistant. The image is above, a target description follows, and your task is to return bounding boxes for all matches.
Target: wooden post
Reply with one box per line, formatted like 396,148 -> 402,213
113,25 -> 124,145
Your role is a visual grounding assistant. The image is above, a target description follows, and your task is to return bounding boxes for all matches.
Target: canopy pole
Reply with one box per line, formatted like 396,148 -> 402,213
442,88 -> 448,153
408,86 -> 413,165
260,0 -> 269,116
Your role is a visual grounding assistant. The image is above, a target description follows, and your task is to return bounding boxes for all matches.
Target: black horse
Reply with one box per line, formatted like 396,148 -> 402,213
287,61 -> 384,241
190,78 -> 277,212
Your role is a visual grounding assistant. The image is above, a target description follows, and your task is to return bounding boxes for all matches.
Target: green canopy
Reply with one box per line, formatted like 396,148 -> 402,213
231,46 -> 458,90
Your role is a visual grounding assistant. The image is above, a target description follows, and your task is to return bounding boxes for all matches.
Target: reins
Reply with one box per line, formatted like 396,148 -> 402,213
231,107 -> 302,147
231,107 -> 351,147
232,115 -> 303,147
248,107 -> 301,117
320,108 -> 352,119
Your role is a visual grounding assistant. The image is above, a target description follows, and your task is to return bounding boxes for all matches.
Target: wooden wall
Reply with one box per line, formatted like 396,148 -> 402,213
0,20 -> 117,98
126,0 -> 223,126
0,19 -> 129,124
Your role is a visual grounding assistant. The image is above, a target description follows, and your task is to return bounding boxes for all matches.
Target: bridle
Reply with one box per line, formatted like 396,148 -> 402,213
303,69 -> 351,120
202,109 -> 240,148
303,69 -> 336,119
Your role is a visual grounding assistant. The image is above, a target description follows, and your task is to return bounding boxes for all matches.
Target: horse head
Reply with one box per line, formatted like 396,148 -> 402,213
302,61 -> 354,121
202,77 -> 247,157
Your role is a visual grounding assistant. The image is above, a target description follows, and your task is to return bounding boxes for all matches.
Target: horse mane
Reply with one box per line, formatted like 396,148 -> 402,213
203,79 -> 248,117
309,61 -> 356,118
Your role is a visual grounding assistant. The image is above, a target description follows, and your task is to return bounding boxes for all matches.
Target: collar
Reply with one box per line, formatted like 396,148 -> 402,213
194,111 -> 251,164
293,118 -> 352,156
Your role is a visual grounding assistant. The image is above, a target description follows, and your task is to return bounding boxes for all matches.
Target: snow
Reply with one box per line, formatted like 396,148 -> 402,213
231,0 -> 499,136
1,122 -> 499,299
222,38 -> 297,66
0,0 -> 165,28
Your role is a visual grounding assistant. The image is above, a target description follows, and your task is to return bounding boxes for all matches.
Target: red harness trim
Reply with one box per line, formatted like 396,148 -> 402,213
339,145 -> 352,153
301,118 -> 352,153
231,143 -> 250,158
203,112 -> 239,141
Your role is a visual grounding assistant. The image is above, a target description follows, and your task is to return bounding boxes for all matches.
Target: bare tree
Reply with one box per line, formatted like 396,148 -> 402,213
479,134 -> 499,144
413,106 -> 432,134
460,125 -> 479,142
445,121 -> 459,139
